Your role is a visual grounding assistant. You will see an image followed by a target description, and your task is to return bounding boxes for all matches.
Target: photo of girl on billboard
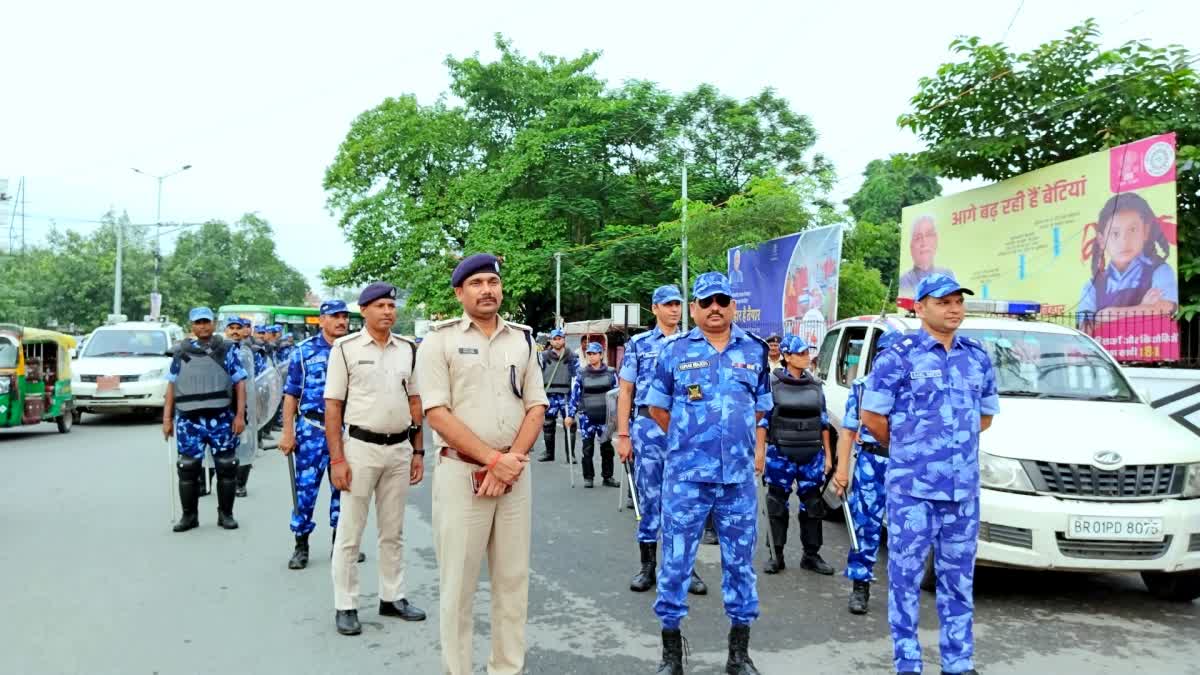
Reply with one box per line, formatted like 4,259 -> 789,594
1078,191 -> 1178,322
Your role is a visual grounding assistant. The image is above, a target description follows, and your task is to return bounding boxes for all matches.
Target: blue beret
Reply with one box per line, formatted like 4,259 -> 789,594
224,316 -> 248,328
915,273 -> 974,301
652,285 -> 683,305
320,299 -> 349,316
451,253 -> 501,287
548,328 -> 564,338
188,307 -> 214,323
780,335 -> 811,354
267,325 -> 282,334
358,281 -> 397,307
692,272 -> 732,300
585,341 -> 603,353
253,325 -> 267,333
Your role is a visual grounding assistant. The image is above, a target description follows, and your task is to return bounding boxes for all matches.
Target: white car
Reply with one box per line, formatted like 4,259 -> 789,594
71,321 -> 185,420
817,314 -> 1200,602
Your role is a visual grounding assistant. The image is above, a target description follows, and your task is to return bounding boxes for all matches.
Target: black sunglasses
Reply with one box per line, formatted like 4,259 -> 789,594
697,294 -> 732,309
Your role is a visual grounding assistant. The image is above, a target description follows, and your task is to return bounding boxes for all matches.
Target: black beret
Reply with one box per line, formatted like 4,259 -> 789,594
451,253 -> 501,287
358,281 -> 397,307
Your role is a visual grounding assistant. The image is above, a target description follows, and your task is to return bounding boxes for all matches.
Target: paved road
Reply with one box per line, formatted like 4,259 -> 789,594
3,416 -> 1199,674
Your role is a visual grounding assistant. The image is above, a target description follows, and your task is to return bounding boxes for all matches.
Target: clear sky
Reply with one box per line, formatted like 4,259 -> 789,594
1,0 -> 1192,294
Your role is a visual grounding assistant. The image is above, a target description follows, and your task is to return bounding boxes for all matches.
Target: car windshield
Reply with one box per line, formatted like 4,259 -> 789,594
83,330 -> 169,357
0,335 -> 18,368
960,328 -> 1137,402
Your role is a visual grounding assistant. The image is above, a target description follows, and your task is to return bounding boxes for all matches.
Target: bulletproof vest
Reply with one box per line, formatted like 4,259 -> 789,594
173,337 -> 233,414
542,349 -> 575,395
769,369 -> 824,462
580,366 -> 613,421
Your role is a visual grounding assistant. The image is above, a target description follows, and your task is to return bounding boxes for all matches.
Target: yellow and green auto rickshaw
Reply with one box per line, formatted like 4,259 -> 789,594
0,324 -> 76,433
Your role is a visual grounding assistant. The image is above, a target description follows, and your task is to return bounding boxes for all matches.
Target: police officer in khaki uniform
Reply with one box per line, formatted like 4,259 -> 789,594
325,281 -> 427,636
416,253 -> 548,675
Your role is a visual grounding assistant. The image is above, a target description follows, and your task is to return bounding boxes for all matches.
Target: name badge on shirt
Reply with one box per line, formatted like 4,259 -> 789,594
687,384 -> 704,401
458,347 -> 479,355
679,360 -> 710,371
358,360 -> 375,365
910,369 -> 942,380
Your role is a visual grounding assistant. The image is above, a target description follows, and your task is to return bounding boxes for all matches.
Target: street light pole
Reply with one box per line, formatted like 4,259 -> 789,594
132,164 -> 192,309
680,160 -> 689,331
113,219 -> 123,316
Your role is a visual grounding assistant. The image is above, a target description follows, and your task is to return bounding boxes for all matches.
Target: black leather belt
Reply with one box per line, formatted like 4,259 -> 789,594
348,425 -> 408,446
302,411 -> 324,424
861,442 -> 889,458
636,405 -> 652,418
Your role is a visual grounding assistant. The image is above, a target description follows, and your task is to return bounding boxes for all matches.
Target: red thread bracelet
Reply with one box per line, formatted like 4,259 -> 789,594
331,457 -> 345,466
486,452 -> 501,472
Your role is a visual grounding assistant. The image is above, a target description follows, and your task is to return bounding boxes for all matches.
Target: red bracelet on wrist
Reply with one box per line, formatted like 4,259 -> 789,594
331,457 -> 345,466
486,451 -> 501,472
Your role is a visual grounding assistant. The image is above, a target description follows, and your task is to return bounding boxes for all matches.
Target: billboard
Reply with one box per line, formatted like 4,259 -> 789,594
727,224 -> 843,349
900,133 -> 1180,362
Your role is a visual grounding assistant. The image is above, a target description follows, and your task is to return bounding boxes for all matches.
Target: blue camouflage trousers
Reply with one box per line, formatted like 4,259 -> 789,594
845,451 -> 888,582
289,417 -> 342,536
887,493 -> 980,674
762,445 -> 825,510
656,478 -> 758,629
175,410 -> 239,459
632,415 -> 665,543
545,393 -> 569,423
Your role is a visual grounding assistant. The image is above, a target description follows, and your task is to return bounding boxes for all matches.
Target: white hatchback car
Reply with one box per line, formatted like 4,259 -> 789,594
71,321 -> 185,421
818,314 -> 1200,601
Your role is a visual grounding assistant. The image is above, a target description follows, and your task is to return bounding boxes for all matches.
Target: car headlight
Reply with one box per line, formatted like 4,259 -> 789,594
1183,464 -> 1200,499
980,451 -> 1035,493
140,368 -> 166,382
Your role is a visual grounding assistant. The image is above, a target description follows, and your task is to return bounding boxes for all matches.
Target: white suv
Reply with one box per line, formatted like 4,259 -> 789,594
818,314 -> 1200,601
71,321 -> 185,421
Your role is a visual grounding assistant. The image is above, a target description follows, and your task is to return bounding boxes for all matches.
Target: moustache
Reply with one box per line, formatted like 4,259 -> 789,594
479,296 -> 497,303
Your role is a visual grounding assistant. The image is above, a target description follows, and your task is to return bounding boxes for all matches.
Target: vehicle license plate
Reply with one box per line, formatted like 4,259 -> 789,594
1066,515 -> 1164,541
97,376 -> 120,392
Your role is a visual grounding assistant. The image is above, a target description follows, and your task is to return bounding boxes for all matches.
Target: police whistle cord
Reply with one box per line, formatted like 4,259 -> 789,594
758,479 -> 776,564
286,451 -> 300,518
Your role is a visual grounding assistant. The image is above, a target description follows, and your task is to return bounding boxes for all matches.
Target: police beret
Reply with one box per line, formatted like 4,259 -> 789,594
780,335 -> 811,354
451,253 -> 501,287
320,299 -> 349,316
692,272 -> 732,300
652,285 -> 683,305
358,281 -> 397,307
268,325 -> 282,334
188,307 -> 214,323
585,341 -> 603,353
224,316 -> 248,328
915,273 -> 974,301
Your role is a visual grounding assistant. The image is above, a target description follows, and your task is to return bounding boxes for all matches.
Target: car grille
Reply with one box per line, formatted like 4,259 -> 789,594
980,522 -> 1033,549
1056,533 -> 1172,560
1026,461 -> 1182,500
79,374 -> 140,383
1190,533 -> 1200,553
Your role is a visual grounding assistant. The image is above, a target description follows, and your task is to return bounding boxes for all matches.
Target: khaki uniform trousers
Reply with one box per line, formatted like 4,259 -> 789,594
332,435 -> 413,610
433,453 -> 532,675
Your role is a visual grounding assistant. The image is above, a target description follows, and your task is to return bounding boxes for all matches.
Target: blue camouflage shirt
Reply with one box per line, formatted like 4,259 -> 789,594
284,334 -> 333,415
567,365 -> 618,418
166,338 -> 248,385
841,376 -> 879,446
861,330 -> 999,501
618,325 -> 677,407
646,325 -> 773,484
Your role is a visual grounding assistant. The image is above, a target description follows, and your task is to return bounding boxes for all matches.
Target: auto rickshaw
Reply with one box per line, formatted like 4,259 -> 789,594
0,324 -> 76,433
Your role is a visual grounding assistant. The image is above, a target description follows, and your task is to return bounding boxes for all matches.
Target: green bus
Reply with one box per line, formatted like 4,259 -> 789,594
216,304 -> 364,341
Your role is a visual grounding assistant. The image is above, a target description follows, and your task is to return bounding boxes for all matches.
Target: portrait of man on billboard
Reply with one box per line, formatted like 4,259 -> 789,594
898,215 -> 955,298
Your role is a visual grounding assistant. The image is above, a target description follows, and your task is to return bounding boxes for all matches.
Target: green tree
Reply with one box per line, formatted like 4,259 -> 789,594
845,153 -> 942,225
842,220 -> 901,293
898,19 -> 1200,314
323,36 -> 830,328
836,260 -> 890,319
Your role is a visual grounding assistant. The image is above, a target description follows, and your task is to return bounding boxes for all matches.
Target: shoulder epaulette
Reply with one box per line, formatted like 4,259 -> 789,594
428,318 -> 459,332
332,331 -> 360,347
504,320 -> 532,332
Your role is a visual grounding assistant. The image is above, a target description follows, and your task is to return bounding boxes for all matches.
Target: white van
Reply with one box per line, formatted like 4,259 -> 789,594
818,314 -> 1200,601
70,321 -> 186,421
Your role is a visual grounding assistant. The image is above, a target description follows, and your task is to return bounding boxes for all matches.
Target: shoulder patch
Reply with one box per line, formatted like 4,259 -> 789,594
428,318 -> 459,332
392,334 -> 416,347
504,320 -> 532,332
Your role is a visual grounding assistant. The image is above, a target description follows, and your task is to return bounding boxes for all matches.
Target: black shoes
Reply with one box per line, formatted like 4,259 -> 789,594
725,624 -> 759,675
217,511 -> 239,530
657,628 -> 685,675
941,670 -> 979,675
688,569 -> 708,596
602,477 -> 620,488
849,580 -> 870,615
537,453 -> 555,462
800,552 -> 834,575
288,534 -> 310,570
379,598 -> 426,621
763,547 -> 786,574
172,511 -> 199,533
584,479 -> 594,488
702,526 -> 719,546
631,542 -> 656,592
336,609 -> 361,636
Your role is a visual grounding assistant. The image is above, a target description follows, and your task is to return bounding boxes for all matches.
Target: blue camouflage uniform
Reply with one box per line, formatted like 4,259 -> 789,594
168,336 -> 248,459
567,342 -> 618,482
284,329 -> 343,536
842,375 -> 888,583
618,285 -> 685,544
762,335 -> 830,560
861,275 -> 999,674
647,272 -> 772,630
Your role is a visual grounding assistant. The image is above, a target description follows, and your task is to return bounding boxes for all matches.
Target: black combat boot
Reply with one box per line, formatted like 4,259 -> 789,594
940,670 -> 979,675
725,624 -> 759,675
288,533 -> 310,570
630,542 -> 656,592
702,516 -> 718,545
763,547 -> 785,574
216,472 -> 239,530
173,475 -> 200,532
800,552 -> 835,575
235,464 -> 251,498
688,569 -> 708,595
656,628 -> 685,675
538,428 -> 555,462
197,468 -> 213,497
848,580 -> 870,615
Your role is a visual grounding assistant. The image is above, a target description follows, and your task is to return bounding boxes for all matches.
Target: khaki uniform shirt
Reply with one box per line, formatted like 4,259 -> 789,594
323,330 -> 418,434
415,315 -> 548,450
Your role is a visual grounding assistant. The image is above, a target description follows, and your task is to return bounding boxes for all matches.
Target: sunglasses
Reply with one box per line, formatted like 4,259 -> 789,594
697,294 -> 732,309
